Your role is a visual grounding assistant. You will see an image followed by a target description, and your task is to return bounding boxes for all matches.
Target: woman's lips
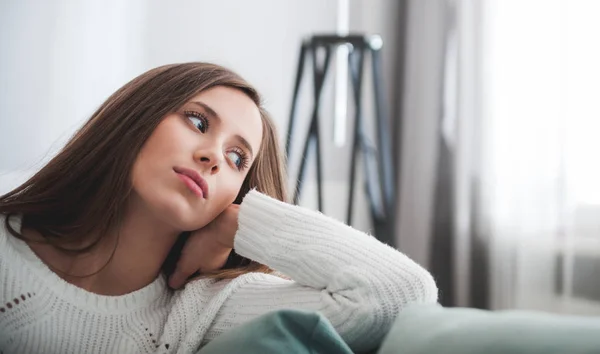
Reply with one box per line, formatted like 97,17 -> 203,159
173,166 -> 209,198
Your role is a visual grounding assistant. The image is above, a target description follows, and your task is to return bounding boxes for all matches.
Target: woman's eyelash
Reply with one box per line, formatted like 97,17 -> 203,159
184,110 -> 210,133
229,147 -> 250,171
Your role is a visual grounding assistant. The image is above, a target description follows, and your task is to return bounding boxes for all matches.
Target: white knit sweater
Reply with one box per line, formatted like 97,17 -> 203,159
0,190 -> 438,354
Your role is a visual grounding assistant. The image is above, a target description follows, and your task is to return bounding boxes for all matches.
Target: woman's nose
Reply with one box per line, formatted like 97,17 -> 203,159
197,151 -> 222,174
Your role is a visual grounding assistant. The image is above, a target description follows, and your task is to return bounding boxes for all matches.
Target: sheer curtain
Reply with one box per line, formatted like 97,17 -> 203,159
484,0 -> 600,314
398,0 -> 600,311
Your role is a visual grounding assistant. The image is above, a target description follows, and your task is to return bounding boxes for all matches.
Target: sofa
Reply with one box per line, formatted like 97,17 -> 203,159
198,304 -> 600,354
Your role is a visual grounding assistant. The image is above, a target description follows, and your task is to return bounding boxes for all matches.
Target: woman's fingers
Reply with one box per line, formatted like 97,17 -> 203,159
168,229 -> 233,289
169,250 -> 198,289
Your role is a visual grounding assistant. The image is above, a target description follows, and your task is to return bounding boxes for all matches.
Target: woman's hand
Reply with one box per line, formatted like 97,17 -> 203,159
168,204 -> 240,289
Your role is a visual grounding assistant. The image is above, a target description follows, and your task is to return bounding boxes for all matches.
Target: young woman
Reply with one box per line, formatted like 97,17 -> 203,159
0,63 -> 438,354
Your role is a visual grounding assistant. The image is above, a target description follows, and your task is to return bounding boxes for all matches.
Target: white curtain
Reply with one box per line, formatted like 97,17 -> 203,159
482,0 -> 600,314
399,0 -> 600,312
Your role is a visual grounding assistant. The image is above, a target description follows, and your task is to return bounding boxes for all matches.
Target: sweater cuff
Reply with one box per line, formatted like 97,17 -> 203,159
233,190 -> 290,265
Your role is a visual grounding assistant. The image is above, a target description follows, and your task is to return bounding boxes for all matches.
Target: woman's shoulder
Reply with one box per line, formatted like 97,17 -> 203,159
0,213 -> 23,247
0,214 -> 38,273
0,214 -> 29,301
0,213 -> 11,246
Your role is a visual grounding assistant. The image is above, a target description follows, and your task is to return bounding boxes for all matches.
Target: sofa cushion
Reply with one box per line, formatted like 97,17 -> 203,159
378,303 -> 600,354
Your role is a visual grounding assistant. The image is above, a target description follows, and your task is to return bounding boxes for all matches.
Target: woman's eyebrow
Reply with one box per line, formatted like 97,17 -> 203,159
190,101 -> 221,123
189,101 -> 254,158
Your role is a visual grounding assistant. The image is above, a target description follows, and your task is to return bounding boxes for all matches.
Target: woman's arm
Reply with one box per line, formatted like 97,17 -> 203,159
205,190 -> 438,352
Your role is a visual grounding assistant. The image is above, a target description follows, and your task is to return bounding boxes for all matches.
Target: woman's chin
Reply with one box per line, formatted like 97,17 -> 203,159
149,198 -> 211,231
169,211 -> 213,232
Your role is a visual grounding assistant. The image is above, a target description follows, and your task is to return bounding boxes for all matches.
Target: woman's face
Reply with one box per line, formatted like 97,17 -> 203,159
131,86 -> 263,231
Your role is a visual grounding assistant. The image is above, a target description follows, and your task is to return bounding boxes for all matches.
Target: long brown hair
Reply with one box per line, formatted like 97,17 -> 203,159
0,62 -> 288,280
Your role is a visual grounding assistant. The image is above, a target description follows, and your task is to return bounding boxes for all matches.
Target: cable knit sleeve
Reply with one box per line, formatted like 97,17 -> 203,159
205,190 -> 438,352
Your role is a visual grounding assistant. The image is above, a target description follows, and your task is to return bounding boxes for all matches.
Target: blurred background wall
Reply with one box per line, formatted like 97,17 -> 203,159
1,0 -> 599,315
0,0 -> 401,232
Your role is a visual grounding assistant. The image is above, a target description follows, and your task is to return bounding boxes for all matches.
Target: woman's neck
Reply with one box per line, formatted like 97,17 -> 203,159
23,197 -> 181,296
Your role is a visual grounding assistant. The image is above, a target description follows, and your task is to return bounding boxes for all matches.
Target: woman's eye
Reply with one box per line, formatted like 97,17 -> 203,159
188,116 -> 206,133
184,111 -> 209,133
227,151 -> 242,168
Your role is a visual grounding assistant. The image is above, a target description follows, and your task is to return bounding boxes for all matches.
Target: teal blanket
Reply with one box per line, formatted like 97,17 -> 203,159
199,309 -> 353,354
